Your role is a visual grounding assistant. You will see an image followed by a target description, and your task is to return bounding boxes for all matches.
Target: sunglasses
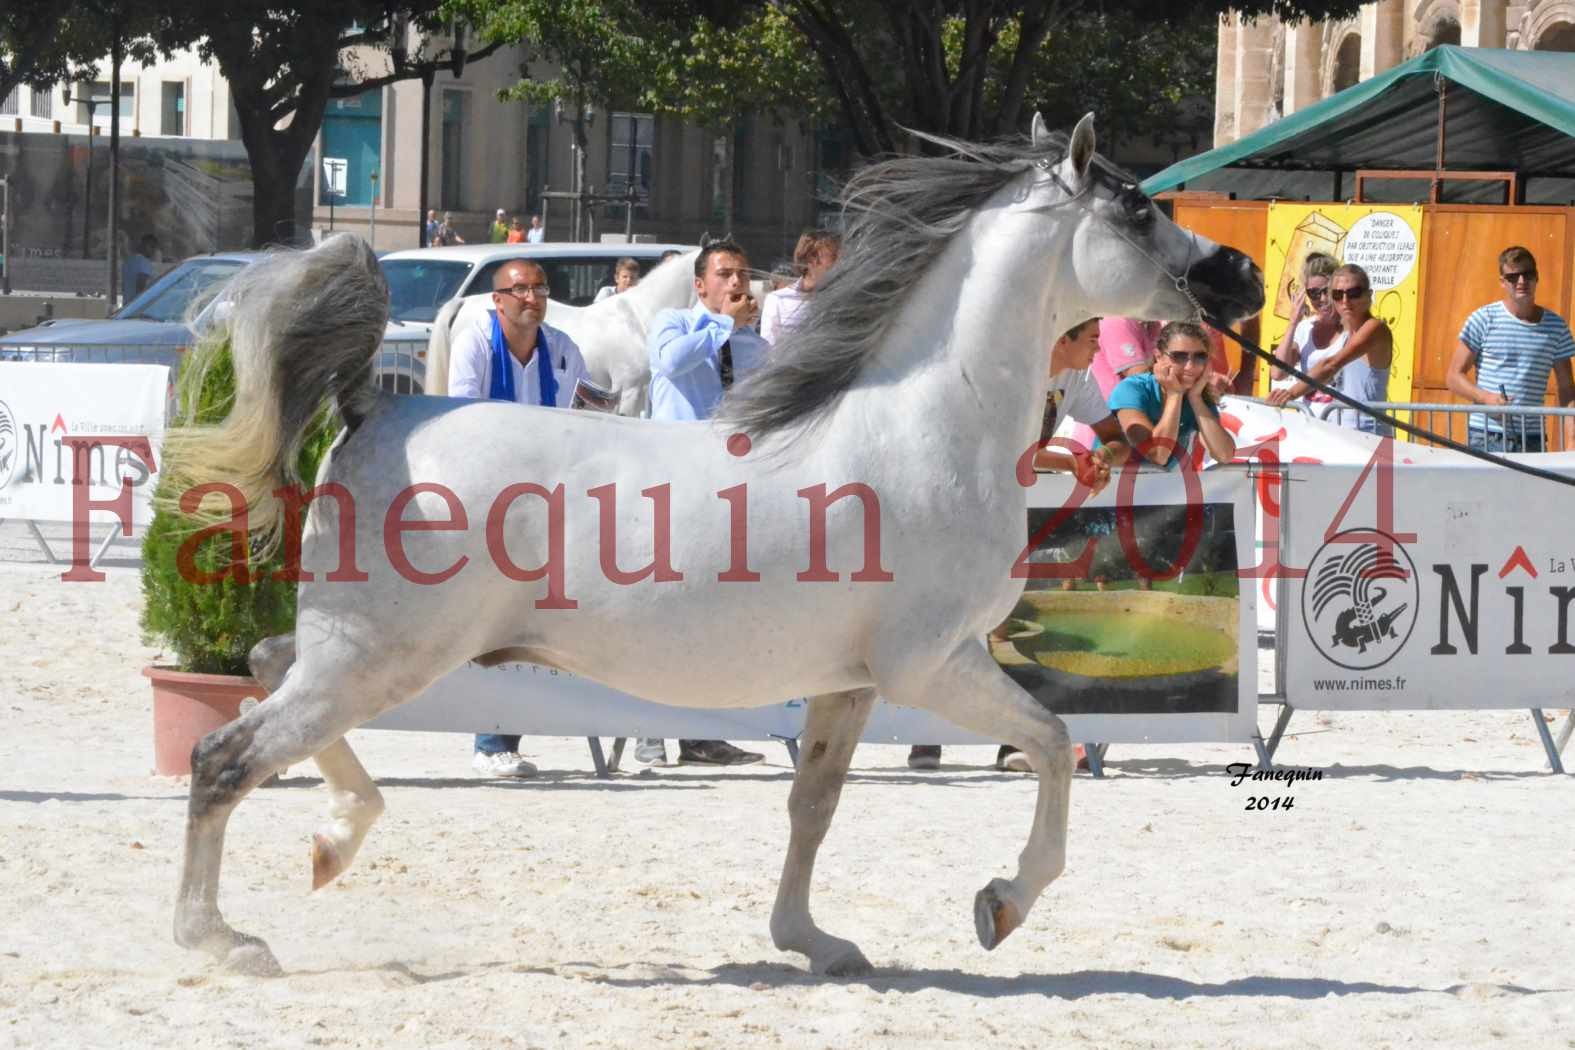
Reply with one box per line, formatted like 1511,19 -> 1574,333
1501,270 -> 1538,284
1164,350 -> 1210,365
1329,286 -> 1369,302
1305,286 -> 1329,300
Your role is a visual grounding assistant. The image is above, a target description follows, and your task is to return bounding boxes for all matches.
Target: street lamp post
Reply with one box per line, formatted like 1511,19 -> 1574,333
368,171 -> 379,247
62,87 -> 113,295
1,175 -> 10,294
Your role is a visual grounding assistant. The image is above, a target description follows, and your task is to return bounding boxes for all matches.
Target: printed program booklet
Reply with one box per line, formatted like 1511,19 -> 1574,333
571,378 -> 619,413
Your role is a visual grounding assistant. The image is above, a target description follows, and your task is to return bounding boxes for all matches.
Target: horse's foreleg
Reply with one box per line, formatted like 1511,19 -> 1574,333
880,641 -> 1073,952
770,688 -> 875,977
174,675 -> 365,975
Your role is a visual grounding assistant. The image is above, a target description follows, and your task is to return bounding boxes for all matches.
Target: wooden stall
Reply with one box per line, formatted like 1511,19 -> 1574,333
1147,47 -> 1575,441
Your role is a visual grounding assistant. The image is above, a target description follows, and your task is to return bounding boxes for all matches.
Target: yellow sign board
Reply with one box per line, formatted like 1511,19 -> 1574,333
1258,203 -> 1424,405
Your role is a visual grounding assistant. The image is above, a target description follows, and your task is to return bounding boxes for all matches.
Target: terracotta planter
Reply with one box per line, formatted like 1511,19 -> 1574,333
144,666 -> 267,776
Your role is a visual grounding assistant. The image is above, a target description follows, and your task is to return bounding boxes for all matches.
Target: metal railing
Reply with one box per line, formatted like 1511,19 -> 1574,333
0,342 -> 186,369
3,340 -> 430,396
1317,401 -> 1575,453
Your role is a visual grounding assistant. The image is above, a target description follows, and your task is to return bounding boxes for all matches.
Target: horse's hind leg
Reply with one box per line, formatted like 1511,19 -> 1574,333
308,739 -> 384,890
174,673 -> 368,975
878,641 -> 1073,952
249,634 -> 383,890
770,688 -> 875,976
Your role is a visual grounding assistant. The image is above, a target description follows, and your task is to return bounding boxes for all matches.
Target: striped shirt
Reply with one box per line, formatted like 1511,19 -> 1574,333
1459,301 -> 1575,433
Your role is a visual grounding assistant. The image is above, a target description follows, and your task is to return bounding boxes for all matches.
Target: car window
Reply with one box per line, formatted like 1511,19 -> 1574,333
117,259 -> 246,323
468,256 -> 649,307
382,260 -> 475,323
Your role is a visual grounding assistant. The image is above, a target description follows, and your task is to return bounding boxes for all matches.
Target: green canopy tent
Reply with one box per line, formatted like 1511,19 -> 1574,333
1142,46 -> 1575,205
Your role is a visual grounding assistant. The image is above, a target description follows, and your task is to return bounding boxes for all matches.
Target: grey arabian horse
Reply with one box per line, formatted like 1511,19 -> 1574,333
168,114 -> 1263,976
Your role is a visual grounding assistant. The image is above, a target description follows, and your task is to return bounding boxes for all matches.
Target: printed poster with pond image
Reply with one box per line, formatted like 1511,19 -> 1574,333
862,468 -> 1259,746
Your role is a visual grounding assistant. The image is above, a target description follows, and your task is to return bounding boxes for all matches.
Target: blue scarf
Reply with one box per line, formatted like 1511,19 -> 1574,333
488,311 -> 558,407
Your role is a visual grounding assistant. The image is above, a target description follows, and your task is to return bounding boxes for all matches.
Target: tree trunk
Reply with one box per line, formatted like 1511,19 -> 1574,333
234,113 -> 316,248
206,19 -> 338,248
572,113 -> 590,243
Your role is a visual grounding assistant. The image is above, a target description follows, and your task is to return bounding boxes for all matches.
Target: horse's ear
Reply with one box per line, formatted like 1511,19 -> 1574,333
1068,113 -> 1096,181
1030,111 -> 1050,147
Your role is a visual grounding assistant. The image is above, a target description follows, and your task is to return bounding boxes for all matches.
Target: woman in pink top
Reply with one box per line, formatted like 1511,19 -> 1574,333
760,229 -> 841,345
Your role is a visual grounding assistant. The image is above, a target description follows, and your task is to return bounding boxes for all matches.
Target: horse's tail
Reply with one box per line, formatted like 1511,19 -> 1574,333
160,233 -> 388,545
423,294 -> 465,396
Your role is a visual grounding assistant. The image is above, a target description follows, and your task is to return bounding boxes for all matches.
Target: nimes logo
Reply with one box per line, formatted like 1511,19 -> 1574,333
1303,528 -> 1419,671
0,399 -> 19,490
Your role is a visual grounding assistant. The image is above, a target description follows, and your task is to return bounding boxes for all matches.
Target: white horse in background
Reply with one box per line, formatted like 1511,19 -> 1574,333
424,248 -> 700,414
166,114 -> 1263,978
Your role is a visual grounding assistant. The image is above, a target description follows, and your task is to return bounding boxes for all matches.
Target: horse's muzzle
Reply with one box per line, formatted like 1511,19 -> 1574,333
1186,247 -> 1265,326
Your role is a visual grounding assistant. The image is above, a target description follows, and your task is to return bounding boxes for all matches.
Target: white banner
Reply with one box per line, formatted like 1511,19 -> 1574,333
0,363 -> 168,525
370,468 -> 1259,745
1281,455 -> 1575,710
1219,397 -> 1479,637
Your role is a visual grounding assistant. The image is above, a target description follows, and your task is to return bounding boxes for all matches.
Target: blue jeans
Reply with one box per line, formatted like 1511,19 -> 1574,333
475,734 -> 521,754
1467,425 -> 1544,453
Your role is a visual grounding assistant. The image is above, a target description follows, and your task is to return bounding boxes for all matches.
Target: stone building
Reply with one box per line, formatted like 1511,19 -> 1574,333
1214,0 -> 1575,147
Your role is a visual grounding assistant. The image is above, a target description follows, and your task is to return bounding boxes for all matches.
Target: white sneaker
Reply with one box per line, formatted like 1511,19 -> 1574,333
471,750 -> 537,778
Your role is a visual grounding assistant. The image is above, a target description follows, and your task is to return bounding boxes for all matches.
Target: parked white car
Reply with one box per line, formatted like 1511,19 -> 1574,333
376,242 -> 694,394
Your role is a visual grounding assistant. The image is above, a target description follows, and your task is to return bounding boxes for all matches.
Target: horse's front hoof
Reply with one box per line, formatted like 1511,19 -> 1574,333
220,937 -> 282,978
818,946 -> 874,978
311,833 -> 343,891
973,880 -> 1023,951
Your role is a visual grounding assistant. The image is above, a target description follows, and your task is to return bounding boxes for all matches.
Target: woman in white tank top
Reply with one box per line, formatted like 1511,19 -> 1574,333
1270,262 -> 1394,434
1270,252 -> 1340,405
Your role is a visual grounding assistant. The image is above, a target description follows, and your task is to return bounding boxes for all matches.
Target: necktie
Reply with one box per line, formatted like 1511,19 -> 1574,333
719,340 -> 734,390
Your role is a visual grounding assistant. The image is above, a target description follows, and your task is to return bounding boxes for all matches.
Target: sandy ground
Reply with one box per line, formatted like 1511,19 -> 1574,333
2,548 -> 1573,1050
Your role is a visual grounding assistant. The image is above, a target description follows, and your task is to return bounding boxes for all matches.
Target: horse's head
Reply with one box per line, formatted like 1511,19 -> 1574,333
1030,113 -> 1264,328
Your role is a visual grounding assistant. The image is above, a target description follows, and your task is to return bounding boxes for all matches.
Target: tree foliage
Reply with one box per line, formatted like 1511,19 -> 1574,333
770,0 -> 1367,156
1,0 -> 165,111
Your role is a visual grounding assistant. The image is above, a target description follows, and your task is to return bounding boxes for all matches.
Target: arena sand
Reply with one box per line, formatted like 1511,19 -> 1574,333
1,561 -> 1571,1049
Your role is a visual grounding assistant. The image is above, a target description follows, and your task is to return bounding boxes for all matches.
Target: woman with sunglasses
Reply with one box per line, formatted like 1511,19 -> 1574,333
1109,320 -> 1236,468
1268,251 -> 1340,406
1269,263 -> 1393,433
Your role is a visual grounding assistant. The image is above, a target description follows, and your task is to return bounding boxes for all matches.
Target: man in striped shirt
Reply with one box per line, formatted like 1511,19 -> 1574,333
1446,246 -> 1575,452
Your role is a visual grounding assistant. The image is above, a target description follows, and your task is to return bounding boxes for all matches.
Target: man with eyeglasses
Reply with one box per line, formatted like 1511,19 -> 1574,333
1446,246 -> 1575,453
448,259 -> 590,778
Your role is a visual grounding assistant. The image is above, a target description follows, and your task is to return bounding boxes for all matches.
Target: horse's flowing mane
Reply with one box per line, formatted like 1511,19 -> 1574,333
722,129 -> 1080,438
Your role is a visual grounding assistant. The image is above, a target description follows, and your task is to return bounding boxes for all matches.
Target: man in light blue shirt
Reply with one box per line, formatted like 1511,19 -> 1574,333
647,239 -> 769,421
639,239 -> 767,767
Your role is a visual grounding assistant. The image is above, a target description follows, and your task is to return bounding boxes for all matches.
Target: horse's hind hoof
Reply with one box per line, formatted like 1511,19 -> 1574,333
220,938 -> 282,978
311,833 -> 342,891
973,880 -> 1023,951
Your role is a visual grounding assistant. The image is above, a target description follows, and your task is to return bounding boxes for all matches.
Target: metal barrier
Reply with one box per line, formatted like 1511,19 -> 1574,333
0,342 -> 186,370
3,340 -> 429,395
1317,401 -> 1575,453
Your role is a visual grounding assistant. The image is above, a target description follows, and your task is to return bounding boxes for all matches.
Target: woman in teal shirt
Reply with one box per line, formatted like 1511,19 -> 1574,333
1108,321 -> 1236,469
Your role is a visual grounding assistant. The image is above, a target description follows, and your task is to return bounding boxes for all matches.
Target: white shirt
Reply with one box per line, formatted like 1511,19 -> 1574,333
526,226 -> 545,244
1048,366 -> 1110,426
759,281 -> 810,345
447,309 -> 588,407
